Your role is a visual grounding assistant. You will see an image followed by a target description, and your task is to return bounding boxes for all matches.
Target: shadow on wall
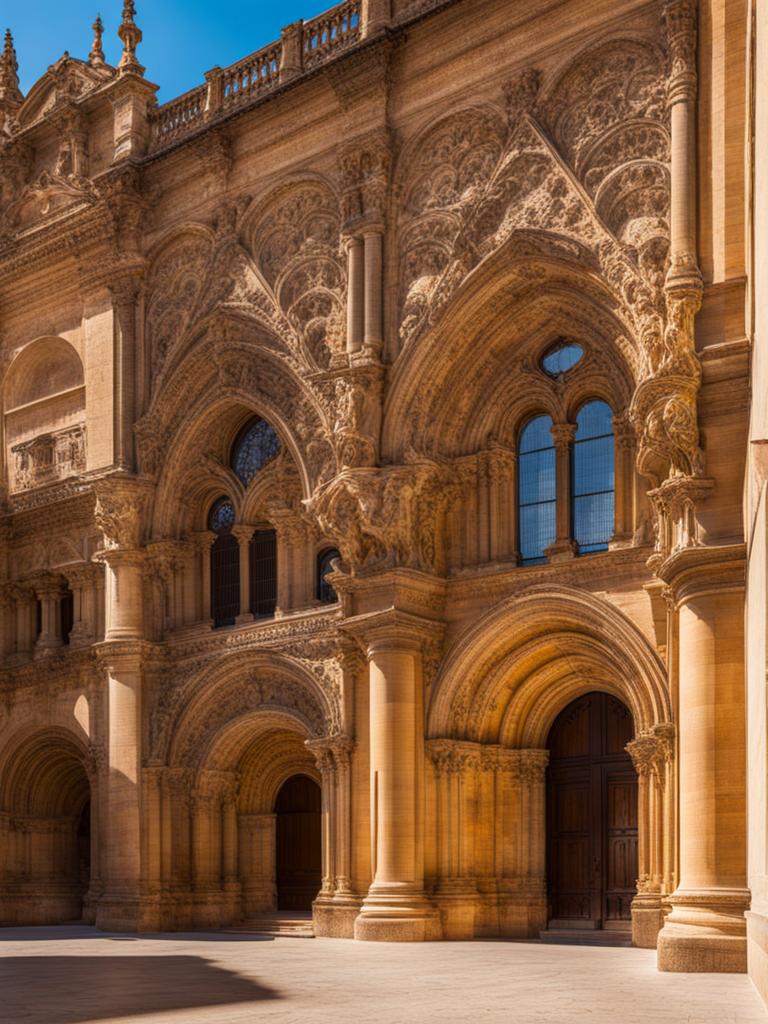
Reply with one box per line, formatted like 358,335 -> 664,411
0,955 -> 281,1023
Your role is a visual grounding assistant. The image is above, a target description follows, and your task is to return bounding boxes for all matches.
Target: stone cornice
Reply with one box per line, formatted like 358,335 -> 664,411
656,542 -> 746,607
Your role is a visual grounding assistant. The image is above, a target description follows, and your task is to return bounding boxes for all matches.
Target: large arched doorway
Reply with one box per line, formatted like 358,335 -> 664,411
0,730 -> 92,925
546,691 -> 638,932
275,774 -> 322,911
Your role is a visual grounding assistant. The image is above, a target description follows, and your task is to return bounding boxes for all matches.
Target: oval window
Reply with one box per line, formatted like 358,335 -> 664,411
541,343 -> 583,377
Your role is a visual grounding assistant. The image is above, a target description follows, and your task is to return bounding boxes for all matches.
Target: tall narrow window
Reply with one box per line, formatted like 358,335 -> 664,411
317,548 -> 340,604
518,415 -> 556,565
572,400 -> 615,555
250,529 -> 277,618
60,588 -> 74,645
209,496 -> 239,628
231,417 -> 281,486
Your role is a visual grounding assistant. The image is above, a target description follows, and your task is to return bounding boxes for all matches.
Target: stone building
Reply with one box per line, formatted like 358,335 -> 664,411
0,0 -> 764,998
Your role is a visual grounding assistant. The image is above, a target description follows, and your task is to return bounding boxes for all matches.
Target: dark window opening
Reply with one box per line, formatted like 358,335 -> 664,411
317,548 -> 340,604
60,589 -> 74,645
209,496 -> 239,628
250,528 -> 277,618
231,417 -> 281,487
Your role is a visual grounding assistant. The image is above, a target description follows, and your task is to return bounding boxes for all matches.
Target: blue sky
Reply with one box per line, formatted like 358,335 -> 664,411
7,1 -> 326,101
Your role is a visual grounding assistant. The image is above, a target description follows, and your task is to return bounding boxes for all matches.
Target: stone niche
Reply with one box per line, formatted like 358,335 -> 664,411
4,335 -> 86,494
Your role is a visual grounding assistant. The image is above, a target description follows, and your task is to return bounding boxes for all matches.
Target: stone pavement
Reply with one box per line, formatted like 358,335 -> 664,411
0,926 -> 766,1024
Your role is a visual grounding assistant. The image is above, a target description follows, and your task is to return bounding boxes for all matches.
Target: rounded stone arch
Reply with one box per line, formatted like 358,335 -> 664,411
160,650 -> 339,772
0,725 -> 89,817
383,239 -> 638,460
428,585 -> 669,745
145,336 -> 332,536
4,335 -> 84,409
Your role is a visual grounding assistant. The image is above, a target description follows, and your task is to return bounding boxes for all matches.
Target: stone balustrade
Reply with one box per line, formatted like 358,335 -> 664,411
148,1 -> 362,153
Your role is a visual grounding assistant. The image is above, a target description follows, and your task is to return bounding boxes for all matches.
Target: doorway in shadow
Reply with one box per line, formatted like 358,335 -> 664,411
275,774 -> 321,911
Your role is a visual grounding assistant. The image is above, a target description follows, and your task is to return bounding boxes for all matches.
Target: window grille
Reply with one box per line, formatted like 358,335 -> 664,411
518,415 -> 556,565
209,496 -> 239,628
250,529 -> 277,618
572,400 -> 615,555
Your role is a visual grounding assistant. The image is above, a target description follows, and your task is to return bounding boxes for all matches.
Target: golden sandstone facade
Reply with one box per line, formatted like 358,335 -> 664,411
0,0 -> 765,998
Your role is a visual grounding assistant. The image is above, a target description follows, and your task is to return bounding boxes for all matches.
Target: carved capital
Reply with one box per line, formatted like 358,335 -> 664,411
93,475 -> 153,550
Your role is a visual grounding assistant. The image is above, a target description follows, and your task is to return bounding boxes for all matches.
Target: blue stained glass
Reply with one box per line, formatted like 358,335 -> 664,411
572,401 -> 614,555
542,343 -> 583,377
209,496 -> 235,534
232,418 -> 281,486
518,415 -> 556,565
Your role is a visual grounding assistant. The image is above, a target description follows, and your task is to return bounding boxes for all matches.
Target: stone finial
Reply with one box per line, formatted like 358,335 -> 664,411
0,28 -> 23,106
117,0 -> 144,75
89,14 -> 105,67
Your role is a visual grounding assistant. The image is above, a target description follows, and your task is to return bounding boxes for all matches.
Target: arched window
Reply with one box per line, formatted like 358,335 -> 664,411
231,417 -> 281,486
60,588 -> 74,646
572,400 -> 615,555
209,496 -> 239,628
317,548 -> 340,604
518,414 -> 556,565
250,529 -> 277,618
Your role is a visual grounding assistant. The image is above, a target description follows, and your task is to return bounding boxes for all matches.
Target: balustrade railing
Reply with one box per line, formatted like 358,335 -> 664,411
303,1 -> 361,69
148,0 -> 363,152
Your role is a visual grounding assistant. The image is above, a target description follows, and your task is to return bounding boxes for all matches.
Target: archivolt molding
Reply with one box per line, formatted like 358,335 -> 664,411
153,649 -> 343,769
0,725 -> 90,817
428,585 -> 670,744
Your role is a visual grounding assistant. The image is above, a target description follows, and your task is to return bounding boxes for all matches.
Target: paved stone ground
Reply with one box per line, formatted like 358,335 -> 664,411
1,925 -> 766,1024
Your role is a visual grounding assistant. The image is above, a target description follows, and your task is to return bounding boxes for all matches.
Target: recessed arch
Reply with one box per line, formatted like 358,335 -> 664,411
428,584 -> 669,744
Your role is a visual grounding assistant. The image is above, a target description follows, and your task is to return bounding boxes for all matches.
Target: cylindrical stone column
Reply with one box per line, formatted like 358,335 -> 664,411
547,424 -> 576,562
657,580 -> 748,972
354,637 -> 438,941
346,236 -> 364,355
363,229 -> 383,354
231,526 -> 253,625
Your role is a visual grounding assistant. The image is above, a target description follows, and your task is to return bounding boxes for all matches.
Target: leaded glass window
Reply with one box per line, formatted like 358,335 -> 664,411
231,418 -> 281,486
541,342 -> 583,377
317,548 -> 340,604
572,400 -> 615,555
209,496 -> 239,628
518,415 -> 556,565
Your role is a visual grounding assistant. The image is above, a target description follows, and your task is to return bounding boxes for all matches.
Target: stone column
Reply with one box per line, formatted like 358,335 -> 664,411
279,20 -> 304,82
363,228 -> 384,356
33,574 -> 63,655
353,625 -> 440,941
231,526 -> 253,625
657,551 -> 748,972
65,565 -> 97,646
93,477 -> 151,932
195,530 -> 215,624
346,235 -> 364,355
612,415 -> 636,545
546,423 -> 576,562
109,277 -> 142,473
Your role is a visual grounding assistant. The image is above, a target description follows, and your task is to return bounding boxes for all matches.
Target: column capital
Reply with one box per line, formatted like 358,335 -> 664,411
341,608 -> 444,659
550,422 -> 576,449
656,542 -> 745,608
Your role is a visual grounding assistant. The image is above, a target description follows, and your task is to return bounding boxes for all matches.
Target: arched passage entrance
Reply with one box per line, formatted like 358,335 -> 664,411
546,692 -> 638,932
275,774 -> 322,911
0,729 -> 92,925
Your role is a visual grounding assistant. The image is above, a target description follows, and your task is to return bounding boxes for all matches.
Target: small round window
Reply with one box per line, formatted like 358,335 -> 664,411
541,343 -> 583,377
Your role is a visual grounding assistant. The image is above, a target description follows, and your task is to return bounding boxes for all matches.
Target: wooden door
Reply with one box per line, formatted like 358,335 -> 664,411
275,775 -> 322,911
546,692 -> 637,929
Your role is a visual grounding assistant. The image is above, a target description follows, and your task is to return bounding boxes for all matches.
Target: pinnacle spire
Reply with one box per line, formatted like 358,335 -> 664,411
89,14 -> 105,67
118,1 -> 144,76
0,28 -> 22,107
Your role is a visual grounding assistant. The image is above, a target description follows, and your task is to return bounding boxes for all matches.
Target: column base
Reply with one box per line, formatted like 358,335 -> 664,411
95,890 -> 162,932
747,910 -> 768,1005
545,540 -> 576,563
354,887 -> 442,942
657,888 -> 749,973
631,891 -> 665,949
433,878 -> 478,939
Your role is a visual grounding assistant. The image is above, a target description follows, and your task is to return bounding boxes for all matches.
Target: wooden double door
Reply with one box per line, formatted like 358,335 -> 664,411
275,775 -> 322,912
546,692 -> 638,929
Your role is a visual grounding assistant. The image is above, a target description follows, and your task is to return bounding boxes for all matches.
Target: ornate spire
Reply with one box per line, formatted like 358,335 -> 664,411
89,14 -> 105,67
117,1 -> 144,75
0,28 -> 23,106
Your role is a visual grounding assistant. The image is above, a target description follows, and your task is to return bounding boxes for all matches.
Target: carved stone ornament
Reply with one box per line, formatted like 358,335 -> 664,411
93,476 -> 153,550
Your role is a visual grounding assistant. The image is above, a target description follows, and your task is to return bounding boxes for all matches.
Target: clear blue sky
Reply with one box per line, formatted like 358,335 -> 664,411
8,1 -> 327,101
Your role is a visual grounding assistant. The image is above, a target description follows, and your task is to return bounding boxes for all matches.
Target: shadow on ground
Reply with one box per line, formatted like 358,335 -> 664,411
0,955 -> 280,1023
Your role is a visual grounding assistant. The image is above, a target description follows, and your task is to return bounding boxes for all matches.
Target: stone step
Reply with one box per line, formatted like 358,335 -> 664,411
222,912 -> 315,938
539,928 -> 633,947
